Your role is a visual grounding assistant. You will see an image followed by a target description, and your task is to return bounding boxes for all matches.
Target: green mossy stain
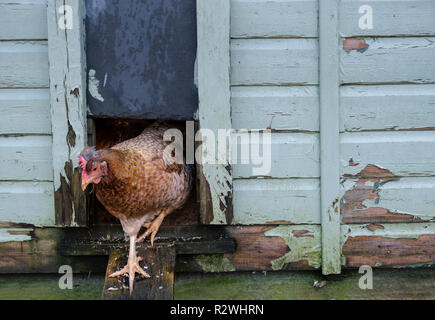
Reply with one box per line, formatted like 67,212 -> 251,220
0,269 -> 434,300
194,254 -> 236,272
0,274 -> 105,300
265,226 -> 321,270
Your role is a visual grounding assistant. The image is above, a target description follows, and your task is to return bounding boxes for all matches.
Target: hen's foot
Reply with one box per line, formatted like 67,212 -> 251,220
108,256 -> 150,279
137,214 -> 165,246
109,234 -> 150,295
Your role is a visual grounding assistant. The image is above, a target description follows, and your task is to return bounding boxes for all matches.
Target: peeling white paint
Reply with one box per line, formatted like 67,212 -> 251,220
341,223 -> 435,246
88,69 -> 104,102
265,225 -> 321,270
0,228 -> 33,243
203,164 -> 231,224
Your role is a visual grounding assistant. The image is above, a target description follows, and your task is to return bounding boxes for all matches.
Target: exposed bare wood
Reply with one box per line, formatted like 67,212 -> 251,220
47,0 -> 88,226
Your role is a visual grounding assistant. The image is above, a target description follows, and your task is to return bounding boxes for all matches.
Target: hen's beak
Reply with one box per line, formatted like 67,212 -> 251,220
81,179 -> 91,191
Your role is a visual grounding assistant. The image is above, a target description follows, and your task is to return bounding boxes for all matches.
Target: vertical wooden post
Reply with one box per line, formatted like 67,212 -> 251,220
47,0 -> 88,226
319,0 -> 341,274
196,0 -> 233,224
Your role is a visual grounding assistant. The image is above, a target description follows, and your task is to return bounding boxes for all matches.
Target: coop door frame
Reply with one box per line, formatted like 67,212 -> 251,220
196,0 -> 233,225
196,0 -> 342,274
47,0 -> 88,227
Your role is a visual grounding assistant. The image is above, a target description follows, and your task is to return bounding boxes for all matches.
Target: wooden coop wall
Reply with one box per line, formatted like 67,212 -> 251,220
0,0 -> 434,274
198,0 -> 435,273
0,0 -> 55,240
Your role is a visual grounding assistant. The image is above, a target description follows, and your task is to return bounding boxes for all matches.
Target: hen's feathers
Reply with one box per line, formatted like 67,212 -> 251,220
93,122 -> 193,223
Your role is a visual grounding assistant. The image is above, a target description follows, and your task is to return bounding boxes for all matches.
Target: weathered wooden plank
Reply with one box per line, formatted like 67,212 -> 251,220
231,86 -> 319,131
102,245 -> 175,300
319,0 -> 341,275
0,0 -> 48,40
223,225 -> 321,271
0,225 -> 320,273
232,132 -> 319,178
342,176 -> 435,223
48,0 -> 88,226
340,37 -> 435,84
340,0 -> 435,37
179,225 -> 322,271
341,132 -> 435,177
59,225 -> 236,256
342,223 -> 435,268
0,182 -> 54,226
233,178 -> 320,224
231,39 -> 318,85
231,0 -> 318,38
197,0 -> 233,224
0,41 -> 49,88
0,227 -> 106,273
341,84 -> 435,132
0,135 -> 52,181
0,89 -> 51,135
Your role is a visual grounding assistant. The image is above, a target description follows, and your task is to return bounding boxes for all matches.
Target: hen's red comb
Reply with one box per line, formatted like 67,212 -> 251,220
78,155 -> 87,170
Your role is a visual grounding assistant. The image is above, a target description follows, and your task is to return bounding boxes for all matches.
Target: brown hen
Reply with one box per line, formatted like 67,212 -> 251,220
79,122 -> 193,294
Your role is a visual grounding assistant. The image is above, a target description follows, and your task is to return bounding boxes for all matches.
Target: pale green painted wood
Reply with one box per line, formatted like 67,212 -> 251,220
341,131 -> 435,177
231,39 -> 318,85
0,41 -> 49,88
265,225 -> 321,270
319,0 -> 341,274
0,135 -> 52,181
47,0 -> 88,226
340,84 -> 435,132
0,89 -> 51,135
341,223 -> 435,245
233,178 -> 320,224
232,132 -> 319,178
0,228 -> 33,243
341,37 -> 435,84
231,0 -> 318,38
0,0 -> 47,40
342,177 -> 435,222
0,181 -> 54,226
197,0 -> 233,224
340,0 -> 435,37
231,86 -> 319,131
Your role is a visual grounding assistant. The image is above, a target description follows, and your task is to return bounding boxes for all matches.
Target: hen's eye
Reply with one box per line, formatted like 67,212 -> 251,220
93,167 -> 97,171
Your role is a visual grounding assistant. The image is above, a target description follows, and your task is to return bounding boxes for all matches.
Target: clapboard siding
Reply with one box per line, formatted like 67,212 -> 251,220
231,86 -> 319,131
0,181 -> 54,226
341,223 -> 435,267
340,0 -> 435,37
233,178 -> 320,224
231,39 -> 318,85
340,37 -> 435,84
340,84 -> 435,132
232,132 -> 319,178
0,41 -> 49,88
0,135 -> 53,181
341,131 -> 435,177
0,0 -> 48,40
0,89 -> 51,135
231,0 -> 318,38
341,177 -> 435,223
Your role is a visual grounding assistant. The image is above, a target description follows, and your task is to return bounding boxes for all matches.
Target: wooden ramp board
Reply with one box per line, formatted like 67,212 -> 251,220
102,244 -> 176,300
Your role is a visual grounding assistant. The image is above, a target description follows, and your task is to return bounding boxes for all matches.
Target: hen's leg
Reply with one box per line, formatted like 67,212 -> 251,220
137,212 -> 168,246
109,234 -> 150,295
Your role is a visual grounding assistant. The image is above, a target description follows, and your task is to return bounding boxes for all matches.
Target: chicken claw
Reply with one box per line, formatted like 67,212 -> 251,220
137,214 -> 165,246
109,235 -> 150,295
